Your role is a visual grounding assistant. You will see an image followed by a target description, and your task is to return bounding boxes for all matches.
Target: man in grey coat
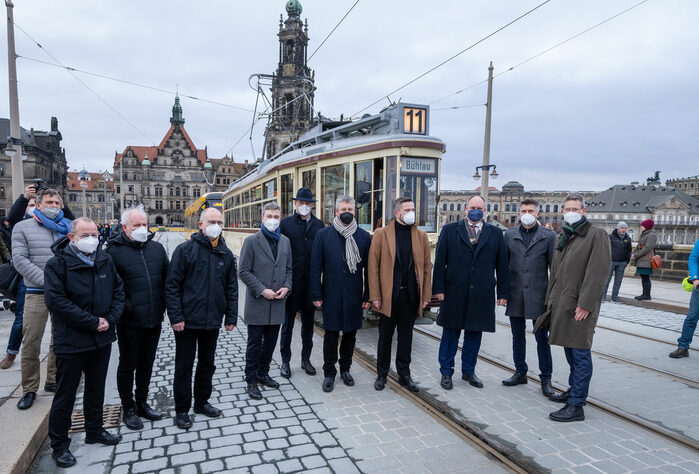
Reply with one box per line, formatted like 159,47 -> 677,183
503,199 -> 556,397
238,202 -> 292,400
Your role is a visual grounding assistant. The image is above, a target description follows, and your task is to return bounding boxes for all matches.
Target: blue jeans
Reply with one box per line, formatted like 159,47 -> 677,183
678,289 -> 699,349
564,348 -> 592,406
6,279 -> 26,355
603,261 -> 627,300
509,317 -> 552,380
438,328 -> 482,376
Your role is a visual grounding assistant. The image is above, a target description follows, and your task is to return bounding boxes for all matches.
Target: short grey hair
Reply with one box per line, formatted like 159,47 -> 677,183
121,205 -> 147,226
564,193 -> 586,208
335,195 -> 355,210
71,216 -> 95,234
199,207 -> 222,223
37,188 -> 61,204
262,201 -> 281,214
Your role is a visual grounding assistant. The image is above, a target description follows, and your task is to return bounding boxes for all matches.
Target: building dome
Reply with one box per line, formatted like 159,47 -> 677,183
286,0 -> 302,18
502,181 -> 524,193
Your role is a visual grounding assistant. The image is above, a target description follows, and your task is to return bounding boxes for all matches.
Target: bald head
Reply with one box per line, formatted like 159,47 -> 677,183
198,207 -> 223,241
466,195 -> 486,224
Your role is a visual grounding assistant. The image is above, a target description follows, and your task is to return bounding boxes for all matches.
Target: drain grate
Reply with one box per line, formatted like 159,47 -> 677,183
69,404 -> 122,433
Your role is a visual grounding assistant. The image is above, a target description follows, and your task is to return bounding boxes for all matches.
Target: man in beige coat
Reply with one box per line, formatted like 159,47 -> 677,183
368,197 -> 432,392
534,193 -> 610,422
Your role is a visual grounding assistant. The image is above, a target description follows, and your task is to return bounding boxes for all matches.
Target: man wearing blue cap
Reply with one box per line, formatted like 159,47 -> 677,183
279,188 -> 324,378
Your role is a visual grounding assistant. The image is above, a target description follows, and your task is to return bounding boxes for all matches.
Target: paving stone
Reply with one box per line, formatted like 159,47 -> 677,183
171,450 -> 206,466
209,433 -> 243,448
153,434 -> 175,447
262,449 -> 287,463
276,458 -> 304,473
140,447 -> 164,460
251,463 -> 280,474
113,451 -> 139,465
243,430 -> 267,442
266,438 -> 290,450
200,459 -> 225,473
225,453 -> 262,469
243,440 -> 267,453
166,443 -> 191,456
131,457 -> 169,473
133,439 -> 152,450
286,443 -> 320,458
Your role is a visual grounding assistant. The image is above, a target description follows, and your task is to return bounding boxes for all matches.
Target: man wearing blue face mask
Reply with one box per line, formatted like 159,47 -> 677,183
433,195 -> 509,390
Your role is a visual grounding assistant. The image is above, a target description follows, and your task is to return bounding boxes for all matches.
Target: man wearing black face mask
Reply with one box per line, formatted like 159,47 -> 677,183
433,195 -> 509,390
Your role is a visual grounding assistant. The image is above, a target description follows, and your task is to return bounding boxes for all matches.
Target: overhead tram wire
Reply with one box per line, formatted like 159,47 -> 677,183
432,103 -> 486,112
308,0 -> 360,62
350,0 -> 553,118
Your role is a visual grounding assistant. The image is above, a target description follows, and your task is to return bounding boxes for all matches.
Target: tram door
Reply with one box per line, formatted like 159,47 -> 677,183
354,159 -> 384,232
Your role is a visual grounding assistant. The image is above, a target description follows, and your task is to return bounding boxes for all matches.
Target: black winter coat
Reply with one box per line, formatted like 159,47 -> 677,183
432,221 -> 510,332
165,231 -> 238,329
609,229 -> 632,263
106,231 -> 169,328
44,237 -> 125,355
280,212 -> 324,312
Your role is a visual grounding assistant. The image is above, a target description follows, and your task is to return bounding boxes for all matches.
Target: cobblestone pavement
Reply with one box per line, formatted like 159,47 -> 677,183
599,301 -> 698,335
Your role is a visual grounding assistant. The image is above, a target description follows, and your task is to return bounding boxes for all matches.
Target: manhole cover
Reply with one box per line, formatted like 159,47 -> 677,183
69,404 -> 122,433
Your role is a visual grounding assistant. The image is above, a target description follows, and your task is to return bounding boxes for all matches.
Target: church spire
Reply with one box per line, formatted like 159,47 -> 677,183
170,94 -> 185,127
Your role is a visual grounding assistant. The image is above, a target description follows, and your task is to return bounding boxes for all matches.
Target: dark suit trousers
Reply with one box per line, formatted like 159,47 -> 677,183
173,328 -> 219,413
509,316 -> 552,380
323,330 -> 356,377
245,324 -> 281,383
49,345 -> 111,451
377,291 -> 417,378
438,328 -> 482,376
279,307 -> 315,363
116,325 -> 161,409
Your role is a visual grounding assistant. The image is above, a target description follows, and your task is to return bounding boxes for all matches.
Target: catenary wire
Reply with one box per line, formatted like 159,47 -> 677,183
350,0 -> 553,118
308,0 -> 360,62
432,103 -> 486,111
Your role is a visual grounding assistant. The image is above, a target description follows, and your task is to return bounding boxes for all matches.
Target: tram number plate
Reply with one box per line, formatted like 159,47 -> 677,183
403,107 -> 427,135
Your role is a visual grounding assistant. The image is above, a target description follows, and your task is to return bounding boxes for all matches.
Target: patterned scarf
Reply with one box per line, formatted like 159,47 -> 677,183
557,217 -> 588,251
332,215 -> 361,274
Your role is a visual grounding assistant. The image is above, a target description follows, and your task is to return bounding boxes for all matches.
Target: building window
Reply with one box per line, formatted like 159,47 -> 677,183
457,203 -> 461,211
175,201 -> 181,210
0,163 -> 4,176
553,204 -> 558,213
69,194 -> 77,202
0,186 -> 4,199
193,188 -> 201,198
169,201 -> 174,210
494,204 -> 499,211
450,203 -> 454,211
176,187 -> 181,197
442,203 -> 447,211
505,204 -> 510,212
512,204 -> 517,212
545,204 -> 551,213
170,188 -> 174,197
128,185 -> 134,193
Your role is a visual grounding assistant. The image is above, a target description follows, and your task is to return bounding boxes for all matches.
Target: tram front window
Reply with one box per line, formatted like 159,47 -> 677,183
399,157 -> 438,232
321,164 -> 349,224
354,159 -> 384,231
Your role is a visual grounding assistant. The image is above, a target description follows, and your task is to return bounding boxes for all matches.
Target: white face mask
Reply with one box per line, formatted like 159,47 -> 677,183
26,207 -> 35,216
264,218 -> 280,232
297,204 -> 311,217
563,212 -> 583,225
75,236 -> 99,254
402,211 -> 415,226
205,224 -> 222,239
41,206 -> 61,220
520,213 -> 536,227
131,226 -> 149,242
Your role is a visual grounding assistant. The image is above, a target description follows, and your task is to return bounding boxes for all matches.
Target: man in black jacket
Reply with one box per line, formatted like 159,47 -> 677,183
165,208 -> 238,429
279,188 -> 323,378
107,206 -> 169,430
44,217 -> 125,468
603,221 -> 633,302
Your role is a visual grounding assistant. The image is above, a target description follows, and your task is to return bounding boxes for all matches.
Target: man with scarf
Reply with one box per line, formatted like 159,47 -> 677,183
238,202 -> 292,400
310,195 -> 371,393
12,188 -> 71,410
534,193 -> 610,422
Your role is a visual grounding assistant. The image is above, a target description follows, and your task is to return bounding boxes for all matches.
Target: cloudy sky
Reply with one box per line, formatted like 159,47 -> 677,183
1,0 -> 697,192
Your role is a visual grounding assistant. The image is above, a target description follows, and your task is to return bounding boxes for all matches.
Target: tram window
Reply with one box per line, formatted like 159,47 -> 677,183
302,169 -> 316,194
384,156 -> 398,223
264,179 -> 277,200
355,161 -> 373,231
253,185 -> 262,202
399,157 -> 438,233
281,174 -> 294,216
251,203 -> 262,228
321,164 -> 349,224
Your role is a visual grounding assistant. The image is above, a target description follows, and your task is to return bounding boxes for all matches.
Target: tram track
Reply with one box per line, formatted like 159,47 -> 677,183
595,323 -> 699,353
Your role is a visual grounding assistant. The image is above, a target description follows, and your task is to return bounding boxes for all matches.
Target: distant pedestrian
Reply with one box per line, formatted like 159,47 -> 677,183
631,219 -> 657,301
603,221 -> 633,302
534,193 -> 610,422
309,195 -> 371,393
669,239 -> 699,358
44,217 -> 125,467
238,202 -> 292,400
502,199 -> 556,398
165,208 -> 238,429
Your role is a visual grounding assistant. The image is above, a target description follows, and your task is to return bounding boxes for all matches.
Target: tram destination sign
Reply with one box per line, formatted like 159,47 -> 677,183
401,157 -> 436,175
402,106 -> 428,135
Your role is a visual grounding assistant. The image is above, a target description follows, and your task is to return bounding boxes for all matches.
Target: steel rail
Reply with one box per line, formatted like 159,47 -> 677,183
594,323 -> 699,352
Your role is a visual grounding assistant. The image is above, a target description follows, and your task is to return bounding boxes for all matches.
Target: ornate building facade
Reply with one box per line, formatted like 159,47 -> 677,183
66,170 -> 115,222
666,175 -> 699,198
209,156 -> 253,193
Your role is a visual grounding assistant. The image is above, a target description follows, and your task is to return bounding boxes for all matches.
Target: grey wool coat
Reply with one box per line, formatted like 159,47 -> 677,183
238,231 -> 293,326
534,221 -> 611,349
632,228 -> 657,268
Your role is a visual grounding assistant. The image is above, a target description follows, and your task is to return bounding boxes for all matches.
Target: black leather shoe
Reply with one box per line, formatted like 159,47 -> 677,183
322,377 -> 335,392
247,383 -> 263,400
123,408 -> 144,430
301,359 -> 316,376
17,392 -> 36,410
280,361 -> 291,378
462,373 -> 483,388
669,348 -> 689,358
52,448 -> 76,468
44,382 -> 58,393
136,402 -> 162,421
440,375 -> 453,390
374,376 -> 387,391
502,372 -> 528,386
549,404 -> 585,422
258,375 -> 280,389
175,412 -> 192,429
85,429 -> 122,445
340,371 -> 354,386
398,375 -> 419,393
194,403 -> 221,418
549,388 -> 571,403
540,378 -> 555,398
634,295 -> 651,301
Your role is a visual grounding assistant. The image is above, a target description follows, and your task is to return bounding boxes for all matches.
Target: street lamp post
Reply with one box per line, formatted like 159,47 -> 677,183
5,1 -> 24,198
102,170 -> 112,223
480,62 -> 494,206
78,167 -> 90,217
203,159 -> 216,193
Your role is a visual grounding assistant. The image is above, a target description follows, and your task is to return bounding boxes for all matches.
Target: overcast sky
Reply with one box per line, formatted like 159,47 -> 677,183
1,0 -> 697,192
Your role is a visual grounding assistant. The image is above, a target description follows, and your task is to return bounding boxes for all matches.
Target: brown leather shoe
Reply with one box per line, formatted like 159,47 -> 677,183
0,353 -> 16,369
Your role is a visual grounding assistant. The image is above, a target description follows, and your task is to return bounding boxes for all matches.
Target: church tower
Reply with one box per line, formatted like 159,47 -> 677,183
264,0 -> 316,159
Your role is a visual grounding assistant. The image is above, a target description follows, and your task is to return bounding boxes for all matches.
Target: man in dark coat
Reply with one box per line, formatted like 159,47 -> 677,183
279,188 -> 323,379
106,206 -> 169,430
602,221 -> 632,302
432,195 -> 509,390
310,195 -> 370,393
534,193 -> 610,422
503,199 -> 556,397
44,217 -> 125,467
165,208 -> 238,429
